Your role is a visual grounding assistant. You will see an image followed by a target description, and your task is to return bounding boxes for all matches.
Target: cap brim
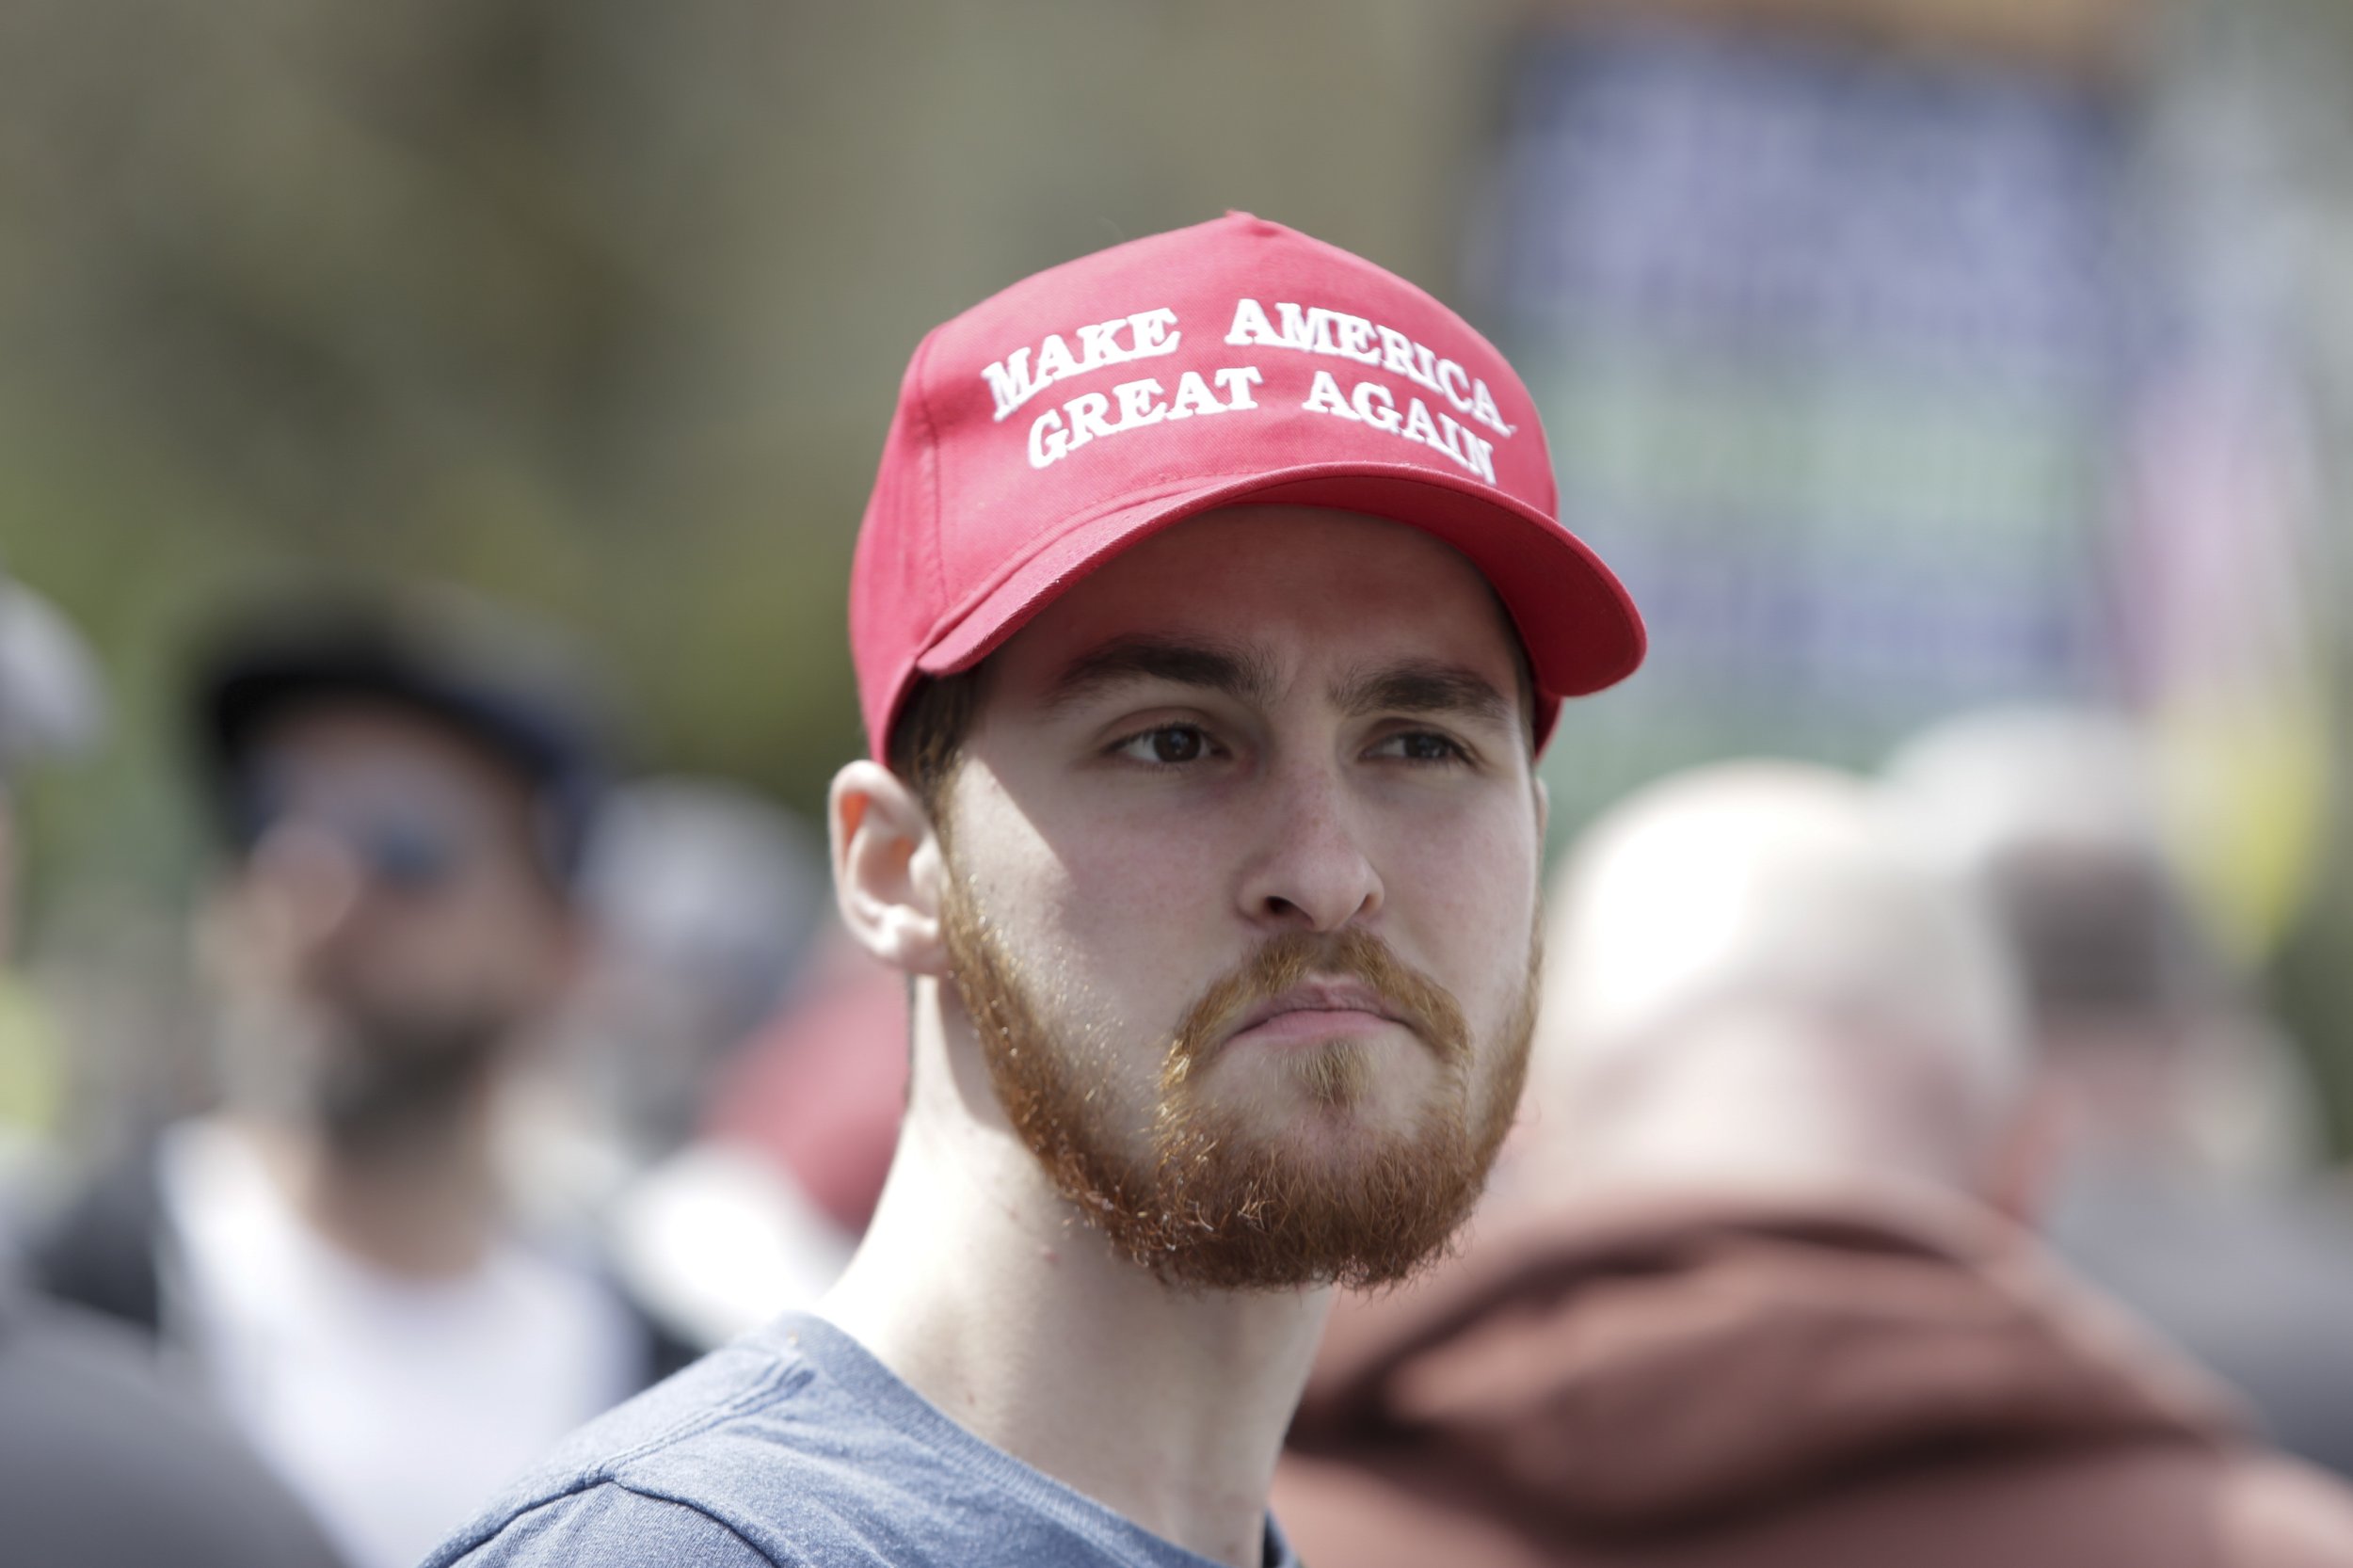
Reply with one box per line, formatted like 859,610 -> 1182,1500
916,461 -> 1644,749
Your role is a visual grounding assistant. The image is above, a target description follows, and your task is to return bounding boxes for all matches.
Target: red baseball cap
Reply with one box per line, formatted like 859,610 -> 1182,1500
849,212 -> 1643,758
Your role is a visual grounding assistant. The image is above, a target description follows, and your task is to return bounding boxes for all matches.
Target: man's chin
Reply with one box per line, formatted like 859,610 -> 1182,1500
1196,1097 -> 1438,1176
1071,1093 -> 1486,1293
1239,1036 -> 1442,1129
309,1007 -> 512,1153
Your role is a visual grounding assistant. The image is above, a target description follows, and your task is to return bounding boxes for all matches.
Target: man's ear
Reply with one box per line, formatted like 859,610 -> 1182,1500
830,760 -> 950,978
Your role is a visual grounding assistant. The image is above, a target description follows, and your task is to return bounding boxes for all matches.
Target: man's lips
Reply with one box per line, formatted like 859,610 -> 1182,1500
1225,980 -> 1411,1046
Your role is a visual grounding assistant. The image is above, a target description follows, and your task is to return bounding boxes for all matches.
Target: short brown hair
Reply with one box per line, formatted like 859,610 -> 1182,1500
886,668 -> 986,822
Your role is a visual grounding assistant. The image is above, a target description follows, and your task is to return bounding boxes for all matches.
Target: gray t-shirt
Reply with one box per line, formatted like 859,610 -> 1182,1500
423,1311 -> 1301,1568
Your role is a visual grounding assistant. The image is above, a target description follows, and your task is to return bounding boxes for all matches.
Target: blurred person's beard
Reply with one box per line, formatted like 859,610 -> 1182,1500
309,994 -> 515,1160
940,873 -> 1536,1292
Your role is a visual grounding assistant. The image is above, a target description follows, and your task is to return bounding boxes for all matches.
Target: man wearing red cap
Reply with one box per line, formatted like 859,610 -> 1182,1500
425,213 -> 1643,1568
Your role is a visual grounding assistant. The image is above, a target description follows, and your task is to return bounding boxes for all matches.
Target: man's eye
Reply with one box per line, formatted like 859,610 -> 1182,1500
1369,730 -> 1468,765
1113,725 -> 1212,765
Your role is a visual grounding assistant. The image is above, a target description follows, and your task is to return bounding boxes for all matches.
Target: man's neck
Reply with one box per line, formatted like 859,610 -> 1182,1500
243,1084 -> 504,1279
821,1018 -> 1328,1568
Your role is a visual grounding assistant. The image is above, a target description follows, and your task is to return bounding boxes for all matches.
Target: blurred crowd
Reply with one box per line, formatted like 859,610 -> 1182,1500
0,577 -> 911,1567
8,0 -> 2353,1565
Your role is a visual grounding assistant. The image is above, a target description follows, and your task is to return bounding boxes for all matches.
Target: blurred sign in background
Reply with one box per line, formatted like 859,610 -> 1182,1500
8,0 -> 2353,1145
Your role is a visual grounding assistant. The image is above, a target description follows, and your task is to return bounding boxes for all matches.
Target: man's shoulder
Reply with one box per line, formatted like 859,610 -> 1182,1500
424,1323 -> 845,1568
424,1480 -> 774,1568
424,1315 -> 1075,1568
429,1312 -> 1276,1568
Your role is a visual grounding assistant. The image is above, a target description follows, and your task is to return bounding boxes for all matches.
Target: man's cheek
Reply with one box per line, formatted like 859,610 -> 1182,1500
1051,826 -> 1226,929
1393,864 -> 1536,1045
1391,836 -> 1533,954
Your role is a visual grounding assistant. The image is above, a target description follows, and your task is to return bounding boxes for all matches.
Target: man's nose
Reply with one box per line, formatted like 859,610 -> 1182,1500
1235,758 -> 1384,934
248,820 -> 368,952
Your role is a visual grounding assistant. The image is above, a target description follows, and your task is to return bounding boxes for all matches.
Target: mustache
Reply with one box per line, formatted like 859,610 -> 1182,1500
1163,928 -> 1469,1093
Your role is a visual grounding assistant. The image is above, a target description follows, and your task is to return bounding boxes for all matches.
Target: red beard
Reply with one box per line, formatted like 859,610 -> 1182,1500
941,879 -> 1535,1292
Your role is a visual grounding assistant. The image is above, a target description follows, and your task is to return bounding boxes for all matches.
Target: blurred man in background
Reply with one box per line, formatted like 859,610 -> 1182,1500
33,589 -> 682,1568
1,568 -> 349,1568
1890,706 -> 2353,1478
1277,761 -> 2353,1567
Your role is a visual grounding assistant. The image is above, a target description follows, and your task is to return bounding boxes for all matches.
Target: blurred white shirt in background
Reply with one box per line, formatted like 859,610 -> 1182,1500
158,1118 -> 643,1568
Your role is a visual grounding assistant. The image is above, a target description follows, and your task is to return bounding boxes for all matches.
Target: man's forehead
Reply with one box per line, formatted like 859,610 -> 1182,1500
1034,632 -> 1517,729
258,696 -> 466,751
251,699 -> 529,805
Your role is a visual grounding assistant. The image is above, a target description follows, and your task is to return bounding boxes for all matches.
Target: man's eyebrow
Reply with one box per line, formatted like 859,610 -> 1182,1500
1332,660 -> 1514,727
1039,635 -> 1278,712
